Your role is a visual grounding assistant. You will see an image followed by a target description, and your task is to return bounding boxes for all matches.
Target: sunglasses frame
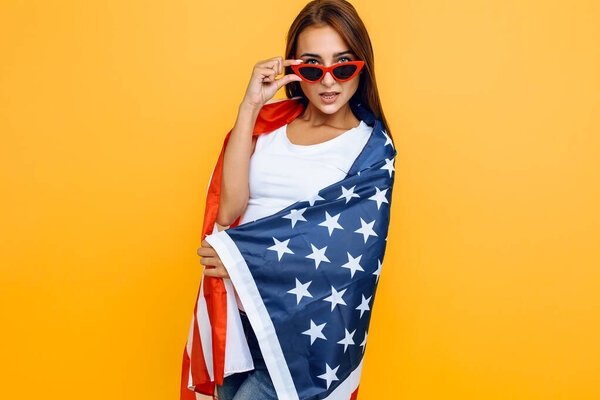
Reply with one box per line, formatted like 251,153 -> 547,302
290,60 -> 365,83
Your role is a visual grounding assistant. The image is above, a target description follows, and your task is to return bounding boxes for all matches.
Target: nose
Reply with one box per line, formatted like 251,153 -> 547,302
321,70 -> 335,86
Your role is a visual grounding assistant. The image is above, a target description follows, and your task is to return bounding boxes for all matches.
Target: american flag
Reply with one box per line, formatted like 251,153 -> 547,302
181,97 -> 396,400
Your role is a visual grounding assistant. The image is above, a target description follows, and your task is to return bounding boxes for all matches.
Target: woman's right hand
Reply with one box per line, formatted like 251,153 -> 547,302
241,57 -> 304,111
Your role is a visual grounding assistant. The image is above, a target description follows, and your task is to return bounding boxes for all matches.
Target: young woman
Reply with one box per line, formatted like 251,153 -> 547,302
194,1 -> 394,399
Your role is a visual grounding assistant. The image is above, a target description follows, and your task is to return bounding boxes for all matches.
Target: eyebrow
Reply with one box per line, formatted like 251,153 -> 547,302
299,50 -> 355,58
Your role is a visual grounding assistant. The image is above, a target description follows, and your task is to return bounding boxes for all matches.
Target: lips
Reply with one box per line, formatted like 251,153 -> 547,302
319,92 -> 340,104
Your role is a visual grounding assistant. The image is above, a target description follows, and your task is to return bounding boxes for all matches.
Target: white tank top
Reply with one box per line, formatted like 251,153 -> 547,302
240,120 -> 372,224
234,120 -> 373,311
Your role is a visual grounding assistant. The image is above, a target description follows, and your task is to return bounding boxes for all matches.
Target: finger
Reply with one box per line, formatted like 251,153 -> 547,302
200,257 -> 217,268
270,57 -> 281,76
258,57 -> 300,72
200,253 -> 225,267
256,57 -> 281,70
256,67 -> 275,76
203,265 -> 228,278
283,59 -> 305,67
256,67 -> 276,80
203,268 -> 224,278
255,58 -> 273,67
197,247 -> 216,257
276,73 -> 303,90
201,240 -> 212,248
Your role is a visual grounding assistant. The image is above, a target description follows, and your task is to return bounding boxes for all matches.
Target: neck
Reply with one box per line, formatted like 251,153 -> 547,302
298,100 -> 358,129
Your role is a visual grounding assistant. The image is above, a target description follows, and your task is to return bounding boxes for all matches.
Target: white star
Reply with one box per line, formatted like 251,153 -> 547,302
354,218 -> 378,243
305,192 -> 325,206
323,286 -> 347,311
380,157 -> 395,178
287,278 -> 313,305
356,294 -> 372,318
337,328 -> 356,353
318,211 -> 344,236
267,237 -> 294,261
301,320 -> 327,345
373,258 -> 382,283
340,252 -> 364,278
382,130 -> 394,149
337,185 -> 360,204
317,363 -> 339,389
282,207 -> 307,228
368,186 -> 389,210
305,243 -> 331,269
360,331 -> 368,353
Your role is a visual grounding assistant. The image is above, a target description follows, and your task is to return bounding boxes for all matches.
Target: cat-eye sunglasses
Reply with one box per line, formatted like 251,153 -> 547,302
291,60 -> 365,83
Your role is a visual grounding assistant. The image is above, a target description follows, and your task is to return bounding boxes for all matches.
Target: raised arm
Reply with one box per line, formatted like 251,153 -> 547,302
215,56 -> 303,228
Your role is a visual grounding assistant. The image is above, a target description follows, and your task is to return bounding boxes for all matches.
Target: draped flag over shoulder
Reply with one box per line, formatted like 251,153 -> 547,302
181,96 -> 397,400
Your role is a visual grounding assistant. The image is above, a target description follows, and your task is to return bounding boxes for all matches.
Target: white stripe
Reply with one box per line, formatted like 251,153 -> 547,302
323,357 -> 363,400
186,315 -> 195,389
205,230 -> 299,400
208,221 -> 255,376
206,164 -> 216,198
186,314 -> 194,360
196,273 -> 214,381
222,277 -> 255,376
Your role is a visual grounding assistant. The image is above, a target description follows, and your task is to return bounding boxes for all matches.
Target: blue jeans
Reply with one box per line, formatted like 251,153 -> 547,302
215,310 -> 278,400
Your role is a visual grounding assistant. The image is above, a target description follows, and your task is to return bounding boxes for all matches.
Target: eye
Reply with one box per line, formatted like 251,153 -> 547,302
338,56 -> 352,63
305,58 -> 320,64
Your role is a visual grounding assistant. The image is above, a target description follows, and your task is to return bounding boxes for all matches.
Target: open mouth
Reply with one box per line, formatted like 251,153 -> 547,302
320,92 -> 339,98
320,92 -> 339,103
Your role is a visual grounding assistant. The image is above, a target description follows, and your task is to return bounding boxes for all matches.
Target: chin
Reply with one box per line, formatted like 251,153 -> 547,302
315,102 -> 343,114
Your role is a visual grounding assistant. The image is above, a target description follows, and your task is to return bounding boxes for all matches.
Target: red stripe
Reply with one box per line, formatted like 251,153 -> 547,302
179,349 -> 196,400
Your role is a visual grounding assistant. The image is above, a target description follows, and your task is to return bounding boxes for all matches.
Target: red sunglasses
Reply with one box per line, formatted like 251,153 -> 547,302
291,60 -> 365,83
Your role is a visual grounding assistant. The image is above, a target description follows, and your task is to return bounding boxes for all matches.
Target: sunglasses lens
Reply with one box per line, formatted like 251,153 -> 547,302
298,66 -> 324,81
333,64 -> 358,80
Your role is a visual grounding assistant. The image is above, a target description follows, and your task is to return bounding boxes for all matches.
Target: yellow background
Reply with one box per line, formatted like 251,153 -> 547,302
1,1 -> 599,399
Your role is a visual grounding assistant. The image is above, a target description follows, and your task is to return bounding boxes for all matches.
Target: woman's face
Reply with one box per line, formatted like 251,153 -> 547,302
295,24 -> 361,115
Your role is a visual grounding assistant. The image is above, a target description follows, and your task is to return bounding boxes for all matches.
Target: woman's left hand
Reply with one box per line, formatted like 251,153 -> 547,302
198,239 -> 230,279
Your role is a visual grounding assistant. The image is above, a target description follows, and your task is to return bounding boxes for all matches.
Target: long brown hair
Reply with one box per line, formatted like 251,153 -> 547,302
284,0 -> 393,141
